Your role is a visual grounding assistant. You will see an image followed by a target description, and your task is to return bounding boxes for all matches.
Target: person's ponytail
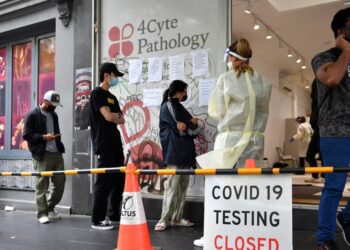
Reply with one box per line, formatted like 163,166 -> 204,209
161,89 -> 170,105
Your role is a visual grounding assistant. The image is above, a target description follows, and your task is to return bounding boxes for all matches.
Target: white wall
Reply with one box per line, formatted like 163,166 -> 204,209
251,56 -> 311,165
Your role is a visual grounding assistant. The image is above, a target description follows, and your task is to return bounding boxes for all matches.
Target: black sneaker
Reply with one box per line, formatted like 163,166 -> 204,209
318,240 -> 339,250
91,221 -> 114,230
336,212 -> 350,246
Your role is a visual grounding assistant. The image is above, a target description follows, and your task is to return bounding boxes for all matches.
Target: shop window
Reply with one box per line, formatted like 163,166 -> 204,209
38,37 -> 55,105
0,34 -> 55,158
11,42 -> 32,150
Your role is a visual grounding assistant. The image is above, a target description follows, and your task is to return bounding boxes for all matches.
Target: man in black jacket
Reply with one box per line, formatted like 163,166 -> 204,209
89,62 -> 125,230
23,90 -> 66,224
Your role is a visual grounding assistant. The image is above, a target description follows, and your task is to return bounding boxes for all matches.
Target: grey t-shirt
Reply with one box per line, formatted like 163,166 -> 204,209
41,109 -> 58,152
312,47 -> 350,137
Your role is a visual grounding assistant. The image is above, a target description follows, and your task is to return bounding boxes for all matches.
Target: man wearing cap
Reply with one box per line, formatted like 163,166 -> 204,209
89,62 -> 125,230
23,90 -> 66,224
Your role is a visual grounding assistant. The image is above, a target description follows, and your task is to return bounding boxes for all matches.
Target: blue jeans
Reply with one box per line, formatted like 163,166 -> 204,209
317,137 -> 350,244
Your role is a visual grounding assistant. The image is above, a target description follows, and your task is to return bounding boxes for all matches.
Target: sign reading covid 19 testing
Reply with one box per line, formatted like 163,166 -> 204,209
204,175 -> 292,250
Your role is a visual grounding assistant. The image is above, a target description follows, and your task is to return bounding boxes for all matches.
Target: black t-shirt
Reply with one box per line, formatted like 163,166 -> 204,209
89,87 -> 123,155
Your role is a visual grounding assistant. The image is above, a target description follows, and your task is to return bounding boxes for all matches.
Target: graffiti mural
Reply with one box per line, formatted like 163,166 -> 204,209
103,55 -> 219,198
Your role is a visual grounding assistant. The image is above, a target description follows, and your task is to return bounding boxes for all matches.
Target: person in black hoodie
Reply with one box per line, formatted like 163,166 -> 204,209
23,90 -> 65,224
155,80 -> 202,231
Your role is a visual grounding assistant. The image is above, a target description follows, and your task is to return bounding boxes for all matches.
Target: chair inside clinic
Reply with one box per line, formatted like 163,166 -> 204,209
276,147 -> 297,168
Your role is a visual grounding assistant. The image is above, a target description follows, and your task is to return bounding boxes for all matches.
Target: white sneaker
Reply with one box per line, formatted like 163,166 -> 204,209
194,236 -> 204,247
48,211 -> 61,220
104,217 -> 119,226
38,216 -> 50,224
91,221 -> 114,230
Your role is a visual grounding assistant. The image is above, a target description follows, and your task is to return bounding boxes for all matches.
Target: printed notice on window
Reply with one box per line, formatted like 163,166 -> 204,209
143,88 -> 163,107
192,50 -> 209,77
169,54 -> 184,81
199,78 -> 215,107
147,57 -> 163,83
128,59 -> 143,84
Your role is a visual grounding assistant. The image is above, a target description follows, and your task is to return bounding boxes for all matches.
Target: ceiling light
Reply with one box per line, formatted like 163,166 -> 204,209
296,56 -> 302,64
287,49 -> 293,58
253,19 -> 260,30
305,85 -> 310,89
301,65 -> 307,69
266,30 -> 272,39
244,0 -> 252,14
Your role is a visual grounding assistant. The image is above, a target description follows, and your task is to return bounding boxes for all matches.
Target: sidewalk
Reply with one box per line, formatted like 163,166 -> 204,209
0,210 -> 348,250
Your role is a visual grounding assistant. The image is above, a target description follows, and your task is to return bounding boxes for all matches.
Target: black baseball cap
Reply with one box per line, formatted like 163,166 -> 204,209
99,62 -> 124,77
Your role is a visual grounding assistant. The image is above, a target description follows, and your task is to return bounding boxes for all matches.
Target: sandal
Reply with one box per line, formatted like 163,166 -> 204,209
155,222 -> 168,231
171,219 -> 194,227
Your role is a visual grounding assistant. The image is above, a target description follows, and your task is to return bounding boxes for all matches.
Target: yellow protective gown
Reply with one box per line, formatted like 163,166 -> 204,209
196,70 -> 271,169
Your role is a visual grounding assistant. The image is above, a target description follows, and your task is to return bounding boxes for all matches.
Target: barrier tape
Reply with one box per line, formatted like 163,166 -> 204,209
0,166 -> 348,176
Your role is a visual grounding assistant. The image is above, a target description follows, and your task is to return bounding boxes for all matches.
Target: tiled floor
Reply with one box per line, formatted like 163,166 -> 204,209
0,209 -> 349,250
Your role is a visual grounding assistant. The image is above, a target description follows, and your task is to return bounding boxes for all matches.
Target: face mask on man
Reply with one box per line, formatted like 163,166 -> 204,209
108,77 -> 119,87
182,95 -> 188,102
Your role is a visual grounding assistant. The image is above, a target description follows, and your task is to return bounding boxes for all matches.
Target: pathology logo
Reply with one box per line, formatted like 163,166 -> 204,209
108,23 -> 134,58
107,18 -> 209,57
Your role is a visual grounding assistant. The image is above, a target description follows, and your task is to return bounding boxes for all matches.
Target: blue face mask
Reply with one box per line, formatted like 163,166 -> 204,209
108,77 -> 119,87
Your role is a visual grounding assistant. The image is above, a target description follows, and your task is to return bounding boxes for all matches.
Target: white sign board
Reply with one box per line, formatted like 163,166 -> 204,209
204,175 -> 293,250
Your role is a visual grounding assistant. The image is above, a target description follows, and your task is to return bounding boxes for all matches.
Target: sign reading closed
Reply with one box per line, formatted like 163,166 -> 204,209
204,175 -> 292,250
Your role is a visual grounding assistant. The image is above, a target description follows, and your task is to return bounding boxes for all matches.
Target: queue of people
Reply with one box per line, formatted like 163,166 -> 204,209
20,7 -> 350,249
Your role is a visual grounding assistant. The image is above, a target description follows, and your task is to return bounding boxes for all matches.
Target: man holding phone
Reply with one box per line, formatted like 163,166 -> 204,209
312,7 -> 350,250
23,90 -> 66,224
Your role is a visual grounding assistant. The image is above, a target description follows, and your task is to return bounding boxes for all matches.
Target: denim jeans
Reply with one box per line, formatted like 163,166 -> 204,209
317,137 -> 350,244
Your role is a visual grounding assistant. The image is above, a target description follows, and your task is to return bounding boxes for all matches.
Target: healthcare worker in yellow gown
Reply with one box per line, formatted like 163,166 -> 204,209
194,38 -> 272,247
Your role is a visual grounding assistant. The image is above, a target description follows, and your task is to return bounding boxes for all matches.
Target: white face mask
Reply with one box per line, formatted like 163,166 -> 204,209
227,61 -> 233,70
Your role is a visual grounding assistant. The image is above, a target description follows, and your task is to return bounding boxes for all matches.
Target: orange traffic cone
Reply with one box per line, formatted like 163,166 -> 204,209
115,163 -> 153,250
244,159 -> 256,168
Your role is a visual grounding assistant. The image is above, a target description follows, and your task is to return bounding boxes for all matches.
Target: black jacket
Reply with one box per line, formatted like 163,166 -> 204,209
23,107 -> 65,161
159,98 -> 201,167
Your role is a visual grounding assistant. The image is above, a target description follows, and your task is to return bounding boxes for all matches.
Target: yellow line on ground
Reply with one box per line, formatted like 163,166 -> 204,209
2,172 -> 12,176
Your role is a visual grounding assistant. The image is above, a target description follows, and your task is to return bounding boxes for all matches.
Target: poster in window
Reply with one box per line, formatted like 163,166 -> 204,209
11,42 -> 32,150
75,68 -> 92,130
38,37 -> 55,104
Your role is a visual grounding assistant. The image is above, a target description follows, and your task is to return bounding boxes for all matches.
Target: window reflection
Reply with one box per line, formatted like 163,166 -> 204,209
11,43 -> 32,150
38,37 -> 55,105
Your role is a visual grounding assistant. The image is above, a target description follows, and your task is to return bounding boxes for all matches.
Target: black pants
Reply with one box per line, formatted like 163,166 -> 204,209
305,131 -> 324,179
92,153 -> 125,224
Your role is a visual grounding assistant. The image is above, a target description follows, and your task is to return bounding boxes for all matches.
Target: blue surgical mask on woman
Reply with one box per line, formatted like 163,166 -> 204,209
108,77 -> 119,87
